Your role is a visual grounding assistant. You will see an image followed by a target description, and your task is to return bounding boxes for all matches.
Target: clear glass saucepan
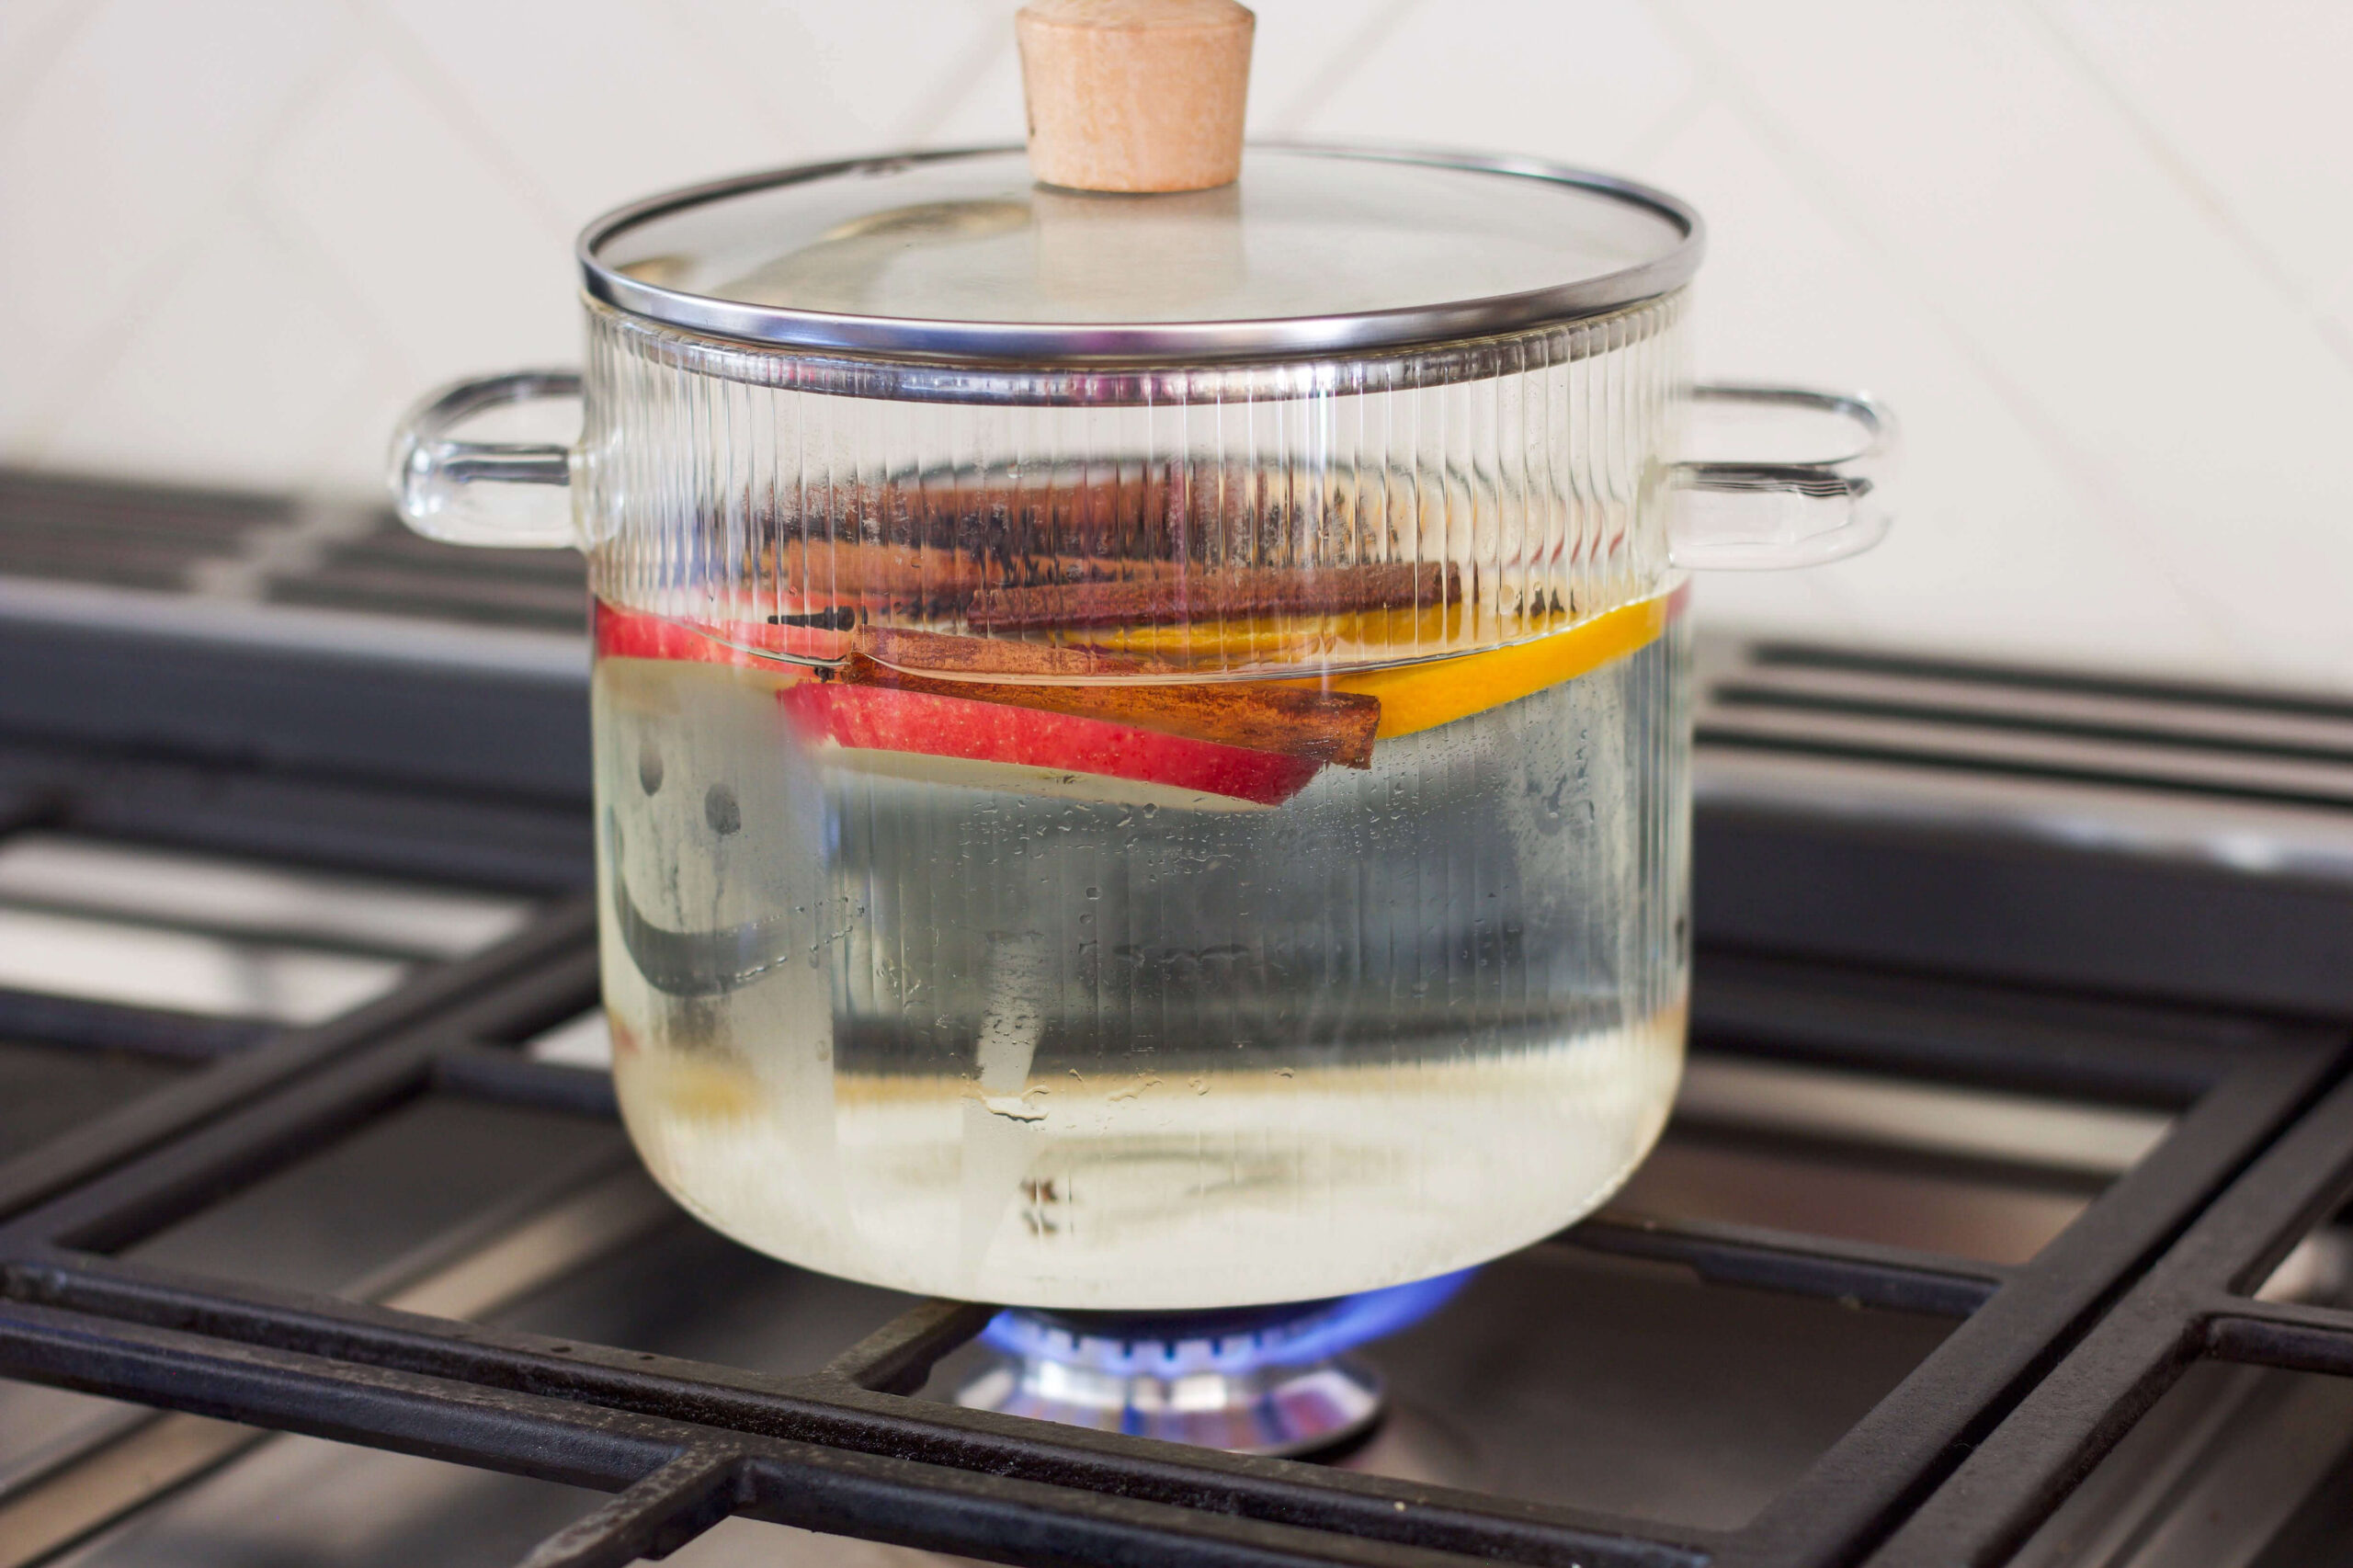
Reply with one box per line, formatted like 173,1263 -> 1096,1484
387,23 -> 1893,1312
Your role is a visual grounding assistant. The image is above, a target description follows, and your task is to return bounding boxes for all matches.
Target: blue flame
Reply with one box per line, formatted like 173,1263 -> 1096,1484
979,1269 -> 1476,1380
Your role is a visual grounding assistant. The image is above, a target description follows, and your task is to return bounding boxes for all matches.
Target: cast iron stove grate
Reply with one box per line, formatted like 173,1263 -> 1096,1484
0,926 -> 2345,1568
10,472 -> 2353,1567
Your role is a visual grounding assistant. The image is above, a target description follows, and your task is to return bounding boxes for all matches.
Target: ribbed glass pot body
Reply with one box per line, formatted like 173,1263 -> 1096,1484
582,294 -> 1694,1309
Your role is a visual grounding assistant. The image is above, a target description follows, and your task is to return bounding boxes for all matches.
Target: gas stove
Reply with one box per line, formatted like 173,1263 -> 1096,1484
5,470 -> 2353,1568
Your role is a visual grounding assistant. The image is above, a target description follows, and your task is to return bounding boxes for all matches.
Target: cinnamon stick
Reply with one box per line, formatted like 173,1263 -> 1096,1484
765,548 -> 1460,632
856,625 -> 1164,679
826,650 -> 1379,768
968,562 -> 1461,630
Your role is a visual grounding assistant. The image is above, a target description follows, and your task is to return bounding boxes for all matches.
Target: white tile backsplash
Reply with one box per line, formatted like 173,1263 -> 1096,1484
0,0 -> 349,437
1295,0 -> 1697,166
1649,0 -> 2353,687
40,208 -> 377,488
256,53 -> 579,385
2044,0 -> 2353,341
3,0 -> 2348,689
365,0 -> 784,222
656,0 -> 1010,156
1243,0 -> 1418,132
1642,99 -> 2254,679
0,0 -> 96,120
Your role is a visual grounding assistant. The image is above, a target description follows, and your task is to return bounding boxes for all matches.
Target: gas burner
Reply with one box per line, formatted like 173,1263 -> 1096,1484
952,1271 -> 1474,1456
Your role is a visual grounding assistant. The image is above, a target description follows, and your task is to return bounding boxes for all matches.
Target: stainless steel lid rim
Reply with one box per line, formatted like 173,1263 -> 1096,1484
577,143 -> 1705,367
586,289 -> 1691,408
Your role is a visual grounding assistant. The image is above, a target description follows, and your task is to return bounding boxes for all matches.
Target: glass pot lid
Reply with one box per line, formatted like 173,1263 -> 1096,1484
580,145 -> 1703,365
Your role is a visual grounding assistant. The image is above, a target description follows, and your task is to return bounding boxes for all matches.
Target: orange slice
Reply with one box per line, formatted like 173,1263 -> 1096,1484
1298,587 -> 1685,740
1091,602 -> 1472,668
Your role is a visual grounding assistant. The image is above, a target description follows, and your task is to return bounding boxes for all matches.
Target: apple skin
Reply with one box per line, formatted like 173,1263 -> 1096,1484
593,601 -> 844,666
777,679 -> 1322,809
596,602 -> 1324,809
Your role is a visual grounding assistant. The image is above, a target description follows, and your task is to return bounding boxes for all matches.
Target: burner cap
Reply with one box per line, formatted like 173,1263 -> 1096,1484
955,1271 -> 1472,1456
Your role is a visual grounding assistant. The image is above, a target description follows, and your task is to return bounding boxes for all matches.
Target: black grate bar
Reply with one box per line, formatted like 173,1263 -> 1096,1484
0,960 -> 601,1257
1695,722 -> 2353,817
1716,1036 -> 2336,1568
2207,1300 -> 2353,1378
0,781 -> 61,836
1688,950 -> 2233,1108
0,1295 -> 677,1493
10,1048 -> 436,1256
1860,1057 -> 2353,1566
8,752 -> 593,892
0,929 -> 2335,1568
0,899 -> 592,1225
1563,1217 -> 2004,1319
514,1447 -> 741,1568
0,987 -> 271,1061
0,974 -> 600,1258
0,1297 -> 1695,1568
1707,681 -> 2353,773
822,1297 -> 1003,1395
432,1041 -> 620,1119
0,1247 -> 1714,1568
415,945 -> 604,1054
1743,642 -> 2353,725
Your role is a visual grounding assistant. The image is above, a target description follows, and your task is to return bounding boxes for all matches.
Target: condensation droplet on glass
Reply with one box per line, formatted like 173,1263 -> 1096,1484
703,783 -> 741,835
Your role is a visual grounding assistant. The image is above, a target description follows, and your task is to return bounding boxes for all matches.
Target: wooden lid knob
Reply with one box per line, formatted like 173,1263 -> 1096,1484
1017,0 -> 1255,194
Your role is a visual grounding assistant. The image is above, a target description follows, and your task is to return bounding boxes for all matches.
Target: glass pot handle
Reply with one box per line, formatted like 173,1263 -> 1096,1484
387,370 -> 581,549
1668,383 -> 1897,570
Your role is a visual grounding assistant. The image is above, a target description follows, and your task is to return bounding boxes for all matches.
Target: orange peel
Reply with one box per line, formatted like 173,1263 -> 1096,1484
1314,588 -> 1684,740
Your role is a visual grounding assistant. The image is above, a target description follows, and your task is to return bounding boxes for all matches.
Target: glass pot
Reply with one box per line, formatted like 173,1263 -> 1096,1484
390,145 -> 1893,1311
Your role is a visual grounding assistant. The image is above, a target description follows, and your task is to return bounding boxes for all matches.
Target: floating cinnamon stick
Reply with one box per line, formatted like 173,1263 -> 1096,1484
856,624 -> 1164,679
827,646 -> 1379,768
970,562 -> 1461,630
764,546 -> 1461,634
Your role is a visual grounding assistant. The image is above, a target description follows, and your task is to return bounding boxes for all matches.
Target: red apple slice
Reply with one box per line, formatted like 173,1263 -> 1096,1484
777,679 -> 1321,810
840,639 -> 1376,767
594,600 -> 846,665
597,603 -> 1329,809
